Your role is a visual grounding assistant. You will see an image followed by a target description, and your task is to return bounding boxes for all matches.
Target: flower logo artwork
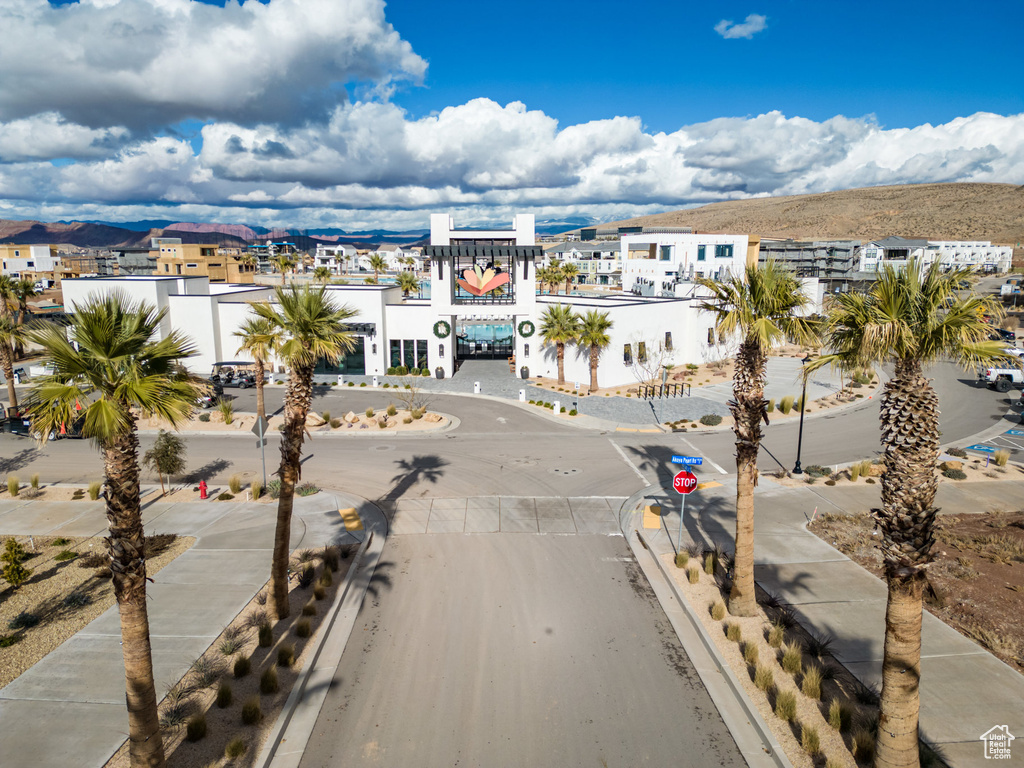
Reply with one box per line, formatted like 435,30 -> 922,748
458,265 -> 510,296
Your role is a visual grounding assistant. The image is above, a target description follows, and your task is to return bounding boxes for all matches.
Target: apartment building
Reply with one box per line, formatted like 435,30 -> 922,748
153,238 -> 255,284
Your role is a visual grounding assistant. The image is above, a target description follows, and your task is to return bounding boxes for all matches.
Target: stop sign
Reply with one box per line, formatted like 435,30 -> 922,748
673,469 -> 698,495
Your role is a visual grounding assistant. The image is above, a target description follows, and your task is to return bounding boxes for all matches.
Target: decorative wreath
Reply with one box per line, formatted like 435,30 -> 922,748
517,320 -> 536,338
433,320 -> 451,339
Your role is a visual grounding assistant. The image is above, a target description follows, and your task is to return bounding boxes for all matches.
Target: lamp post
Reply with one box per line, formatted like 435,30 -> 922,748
792,354 -> 812,475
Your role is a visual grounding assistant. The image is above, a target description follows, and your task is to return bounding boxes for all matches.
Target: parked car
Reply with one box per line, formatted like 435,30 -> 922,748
989,328 -> 1017,342
1,407 -> 34,437
980,366 -> 1024,392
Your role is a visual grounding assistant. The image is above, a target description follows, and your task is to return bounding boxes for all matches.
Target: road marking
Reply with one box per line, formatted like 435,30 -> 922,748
678,437 -> 728,475
339,508 -> 363,531
966,444 -> 996,453
608,438 -> 648,482
696,481 -> 723,491
643,504 -> 662,529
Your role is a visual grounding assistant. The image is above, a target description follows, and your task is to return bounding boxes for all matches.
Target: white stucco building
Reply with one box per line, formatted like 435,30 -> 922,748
858,237 -> 1012,273
619,233 -> 751,295
59,215 -> 815,389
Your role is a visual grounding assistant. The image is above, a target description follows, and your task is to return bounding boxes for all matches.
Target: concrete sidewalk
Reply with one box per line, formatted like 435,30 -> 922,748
630,477 -> 1024,768
0,490 -> 376,768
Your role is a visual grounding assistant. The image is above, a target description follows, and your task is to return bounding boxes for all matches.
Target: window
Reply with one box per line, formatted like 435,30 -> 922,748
164,263 -> 170,272
715,244 -> 734,259
659,246 -> 671,261
638,342 -> 647,364
416,339 -> 429,369
697,245 -> 706,262
707,328 -> 715,345
623,344 -> 632,365
665,332 -> 673,351
176,265 -> 182,275
186,263 -> 198,269
26,261 -> 34,267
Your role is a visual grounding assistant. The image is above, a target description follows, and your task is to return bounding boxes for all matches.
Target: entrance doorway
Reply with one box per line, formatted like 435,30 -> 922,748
455,321 -> 513,360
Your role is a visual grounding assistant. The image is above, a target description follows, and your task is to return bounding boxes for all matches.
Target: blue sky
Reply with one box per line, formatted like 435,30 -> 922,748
1,0 -> 1022,230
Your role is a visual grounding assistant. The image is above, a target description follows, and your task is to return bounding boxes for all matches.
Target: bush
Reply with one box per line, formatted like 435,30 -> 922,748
365,407 -> 375,418
946,447 -> 968,458
62,591 -> 91,608
258,624 -> 273,647
943,468 -> 967,480
267,479 -> 281,499
800,723 -> 821,755
386,404 -> 397,416
277,645 -> 295,667
412,409 -> 423,420
314,584 -> 326,601
994,449 -> 1011,467
766,398 -> 775,413
30,474 -> 39,490
216,683 -> 233,708
569,409 -> 577,416
687,566 -> 700,584
259,666 -> 279,694
185,714 -> 207,742
674,551 -> 689,568
296,482 -> 320,497
726,623 -> 742,642
779,395 -> 794,414
198,413 -> 210,422
225,738 -> 247,758
233,655 -> 251,678
217,492 -> 234,501
218,398 -> 234,425
228,475 -> 242,494
2,539 -> 32,588
802,664 -> 823,699
0,634 -> 21,648
54,549 -> 77,561
828,698 -> 851,731
302,601 -> 317,616
359,382 -> 366,387
852,728 -> 875,763
767,621 -> 785,648
805,464 -> 830,478
743,642 -> 759,666
699,413 -> 722,426
242,694 -> 263,724
7,476 -> 18,496
88,481 -> 102,500
781,641 -> 803,675
850,463 -> 861,481
710,601 -> 726,621
774,690 -> 797,721
250,479 -> 263,500
387,366 -> 396,375
704,552 -> 715,575
754,665 -> 774,692
295,619 -> 312,638
330,418 -> 343,428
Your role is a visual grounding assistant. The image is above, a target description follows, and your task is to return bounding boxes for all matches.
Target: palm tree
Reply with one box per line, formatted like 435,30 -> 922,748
547,260 -> 564,295
313,266 -> 332,285
0,316 -> 25,408
397,271 -> 420,297
272,254 -> 296,286
250,286 -> 356,619
561,262 -> 579,294
577,310 -> 613,392
539,303 -> 580,385
368,254 -> 388,284
697,262 -> 818,617
810,261 -> 1004,768
24,293 -> 201,768
12,279 -> 38,358
234,315 -> 283,424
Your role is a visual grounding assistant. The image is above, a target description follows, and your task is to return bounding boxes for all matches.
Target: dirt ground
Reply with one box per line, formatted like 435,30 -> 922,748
0,533 -> 194,688
809,511 -> 1024,673
143,406 -> 448,435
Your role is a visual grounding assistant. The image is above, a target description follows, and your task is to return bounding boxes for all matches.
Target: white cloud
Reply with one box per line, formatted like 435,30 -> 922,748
715,14 -> 768,40
0,0 -> 425,130
0,113 -> 131,162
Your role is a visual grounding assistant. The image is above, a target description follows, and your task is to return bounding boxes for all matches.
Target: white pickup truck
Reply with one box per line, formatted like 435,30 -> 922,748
980,365 -> 1024,392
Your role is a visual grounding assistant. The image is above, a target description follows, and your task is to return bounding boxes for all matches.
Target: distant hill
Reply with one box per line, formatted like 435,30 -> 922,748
580,183 -> 1024,245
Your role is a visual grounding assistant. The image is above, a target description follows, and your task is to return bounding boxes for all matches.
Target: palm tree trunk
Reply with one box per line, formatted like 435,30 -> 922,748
589,344 -> 599,392
269,361 -> 315,620
876,572 -> 926,768
728,339 -> 767,617
103,424 -> 165,768
254,357 -> 266,422
556,342 -> 565,384
0,341 -> 18,408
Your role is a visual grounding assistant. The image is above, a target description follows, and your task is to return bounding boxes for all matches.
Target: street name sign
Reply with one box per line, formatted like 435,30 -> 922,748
671,455 -> 703,466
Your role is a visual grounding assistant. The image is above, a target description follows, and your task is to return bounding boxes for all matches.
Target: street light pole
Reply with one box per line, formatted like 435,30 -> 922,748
792,354 -> 812,475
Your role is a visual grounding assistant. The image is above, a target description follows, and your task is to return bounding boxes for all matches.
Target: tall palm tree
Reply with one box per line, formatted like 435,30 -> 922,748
577,310 -> 613,392
234,315 -> 283,424
12,279 -> 38,358
539,303 -> 580,385
697,262 -> 818,617
561,262 -> 579,294
272,254 -> 296,286
810,261 -> 1004,768
368,254 -> 388,284
250,286 -> 356,619
313,266 -> 332,285
0,316 -> 25,408
25,293 -> 200,768
397,271 -> 420,297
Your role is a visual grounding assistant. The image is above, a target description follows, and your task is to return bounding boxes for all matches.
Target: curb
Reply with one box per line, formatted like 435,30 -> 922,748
253,500 -> 387,768
134,412 -> 461,438
620,501 -> 793,768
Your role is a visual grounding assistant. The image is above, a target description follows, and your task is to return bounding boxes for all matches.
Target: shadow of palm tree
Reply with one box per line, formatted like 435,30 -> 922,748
0,447 -> 40,475
382,455 -> 450,503
182,458 -> 232,484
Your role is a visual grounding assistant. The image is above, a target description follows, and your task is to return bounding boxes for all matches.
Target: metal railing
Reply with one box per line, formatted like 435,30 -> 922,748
638,383 -> 691,399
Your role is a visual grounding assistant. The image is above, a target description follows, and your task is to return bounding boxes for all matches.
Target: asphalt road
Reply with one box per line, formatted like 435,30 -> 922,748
297,534 -> 746,768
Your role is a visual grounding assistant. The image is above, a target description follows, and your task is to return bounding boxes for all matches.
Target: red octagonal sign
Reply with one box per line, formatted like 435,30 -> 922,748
673,469 -> 698,495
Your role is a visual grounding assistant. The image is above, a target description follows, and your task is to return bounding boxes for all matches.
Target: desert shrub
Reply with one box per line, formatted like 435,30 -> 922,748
198,413 -> 210,422
779,395 -> 794,414
774,690 -> 797,721
217,398 -> 234,425
233,655 -> 251,678
805,465 -> 830,478
217,492 -> 234,501
412,408 -> 423,420
946,447 -> 967,458
387,366 -> 396,375
228,475 -> 242,494
88,481 -> 102,500
258,625 -> 273,647
2,539 -> 33,588
302,601 -> 317,616
766,398 -> 775,413
241,695 -> 263,724
704,553 -> 715,575
0,634 -> 21,648
710,601 -> 726,621
699,413 -> 722,426
674,551 -> 689,568
296,482 -> 320,497
726,623 -> 742,642
994,449 -> 1011,467
403,416 -> 413,424
801,664 -> 823,699
330,418 -> 343,428
824,479 -> 836,486
365,407 -> 375,418
943,468 -> 967,480
295,619 -> 312,638
62,591 -> 91,608
397,365 -> 408,375
359,382 -> 366,387
800,723 -> 821,755
7,476 -> 19,496
387,404 -> 397,416
754,665 -> 774,692
259,667 -> 279,694
687,566 -> 700,584
219,637 -> 242,656
297,565 -> 315,588
250,479 -> 263,500
51,536 -> 70,546
267,479 -> 281,499
314,584 -> 326,601
569,409 -> 578,416
827,698 -> 851,731
190,657 -> 222,688
185,714 -> 207,742
852,728 -> 875,763
276,644 -> 295,667
781,641 -> 803,675
322,546 -> 339,572
213,682 -> 232,709
225,738 -> 247,757
30,474 -> 39,490
850,463 -> 861,481
54,549 -> 77,561
743,642 -> 759,667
